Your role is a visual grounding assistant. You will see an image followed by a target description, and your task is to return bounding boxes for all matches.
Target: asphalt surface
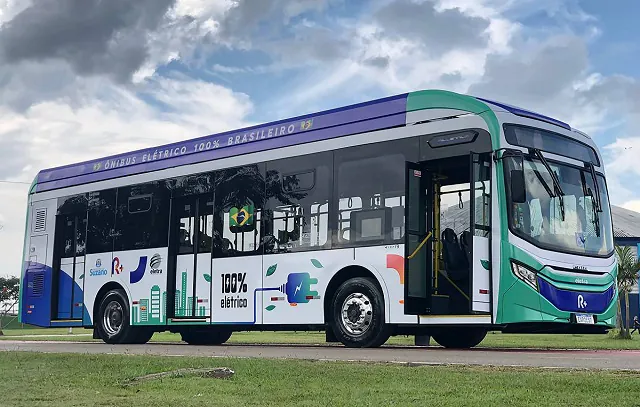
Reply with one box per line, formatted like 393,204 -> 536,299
1,340 -> 640,371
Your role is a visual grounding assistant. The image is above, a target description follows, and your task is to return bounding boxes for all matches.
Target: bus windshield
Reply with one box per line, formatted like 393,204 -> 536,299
505,155 -> 614,258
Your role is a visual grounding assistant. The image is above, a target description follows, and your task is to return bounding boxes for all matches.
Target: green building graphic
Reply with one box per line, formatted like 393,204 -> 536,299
174,270 -> 208,318
131,271 -> 208,326
132,285 -> 162,325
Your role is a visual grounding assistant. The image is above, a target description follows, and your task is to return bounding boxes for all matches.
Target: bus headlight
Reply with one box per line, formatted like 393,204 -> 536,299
511,261 -> 538,290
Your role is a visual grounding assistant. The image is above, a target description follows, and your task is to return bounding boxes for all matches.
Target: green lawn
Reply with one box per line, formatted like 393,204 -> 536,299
0,352 -> 639,406
3,327 -> 640,350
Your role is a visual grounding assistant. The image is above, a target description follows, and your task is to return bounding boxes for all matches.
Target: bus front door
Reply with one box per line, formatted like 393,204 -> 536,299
469,152 -> 492,314
403,162 -> 434,315
168,194 -> 213,320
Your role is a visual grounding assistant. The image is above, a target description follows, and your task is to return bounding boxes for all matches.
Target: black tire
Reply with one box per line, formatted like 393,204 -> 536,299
131,328 -> 155,344
181,328 -> 233,345
329,277 -> 391,348
431,327 -> 487,349
96,288 -> 138,344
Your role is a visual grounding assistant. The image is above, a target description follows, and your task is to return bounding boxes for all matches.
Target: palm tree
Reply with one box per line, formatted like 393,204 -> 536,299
614,245 -> 640,338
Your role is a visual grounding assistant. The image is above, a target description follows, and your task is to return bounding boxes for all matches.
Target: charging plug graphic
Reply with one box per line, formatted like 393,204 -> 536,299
282,272 -> 319,304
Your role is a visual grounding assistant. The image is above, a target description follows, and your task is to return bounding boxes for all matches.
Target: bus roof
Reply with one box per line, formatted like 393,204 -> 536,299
34,89 -> 572,193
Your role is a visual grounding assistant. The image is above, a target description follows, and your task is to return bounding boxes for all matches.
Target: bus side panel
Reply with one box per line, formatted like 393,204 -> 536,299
21,198 -> 57,327
260,249 -> 354,325
355,246 -> 417,325
116,248 -> 168,326
84,249 -> 168,327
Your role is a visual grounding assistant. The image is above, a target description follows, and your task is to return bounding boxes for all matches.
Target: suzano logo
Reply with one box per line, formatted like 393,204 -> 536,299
89,258 -> 108,277
150,253 -> 163,275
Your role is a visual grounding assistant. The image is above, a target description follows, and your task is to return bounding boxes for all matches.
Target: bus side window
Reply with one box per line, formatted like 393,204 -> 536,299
113,182 -> 170,252
264,151 -> 332,253
87,189 -> 117,255
213,164 -> 265,258
334,138 -> 418,247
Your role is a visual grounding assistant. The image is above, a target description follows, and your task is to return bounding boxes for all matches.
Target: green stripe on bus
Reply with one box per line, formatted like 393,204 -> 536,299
406,89 -> 508,322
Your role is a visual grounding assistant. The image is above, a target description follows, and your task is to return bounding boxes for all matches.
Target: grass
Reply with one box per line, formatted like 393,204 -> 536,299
3,327 -> 640,350
1,352 -> 639,406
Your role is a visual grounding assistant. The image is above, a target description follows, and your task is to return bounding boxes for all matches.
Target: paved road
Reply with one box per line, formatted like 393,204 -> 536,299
1,340 -> 639,371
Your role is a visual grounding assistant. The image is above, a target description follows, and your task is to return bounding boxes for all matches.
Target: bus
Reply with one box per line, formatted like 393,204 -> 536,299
19,89 -> 617,348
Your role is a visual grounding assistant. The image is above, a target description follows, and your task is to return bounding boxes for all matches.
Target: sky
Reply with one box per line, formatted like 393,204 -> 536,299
1,0 -> 639,278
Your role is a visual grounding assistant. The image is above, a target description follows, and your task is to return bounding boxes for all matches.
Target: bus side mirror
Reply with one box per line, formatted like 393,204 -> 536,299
510,170 -> 526,203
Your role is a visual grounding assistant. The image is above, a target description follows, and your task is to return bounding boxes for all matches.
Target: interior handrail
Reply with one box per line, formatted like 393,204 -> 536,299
407,231 -> 433,260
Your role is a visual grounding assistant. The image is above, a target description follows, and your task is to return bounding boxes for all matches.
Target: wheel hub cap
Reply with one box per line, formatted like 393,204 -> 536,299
341,293 -> 373,336
103,300 -> 123,337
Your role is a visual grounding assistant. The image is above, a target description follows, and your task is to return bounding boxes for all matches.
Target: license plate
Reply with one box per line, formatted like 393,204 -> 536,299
575,313 -> 594,324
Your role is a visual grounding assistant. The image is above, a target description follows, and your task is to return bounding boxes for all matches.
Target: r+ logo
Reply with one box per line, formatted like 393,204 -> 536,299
577,294 -> 588,309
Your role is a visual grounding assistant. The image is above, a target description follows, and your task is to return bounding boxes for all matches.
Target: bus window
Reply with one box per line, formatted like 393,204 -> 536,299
265,151 -> 332,253
87,189 -> 117,255
334,138 -> 419,247
212,164 -> 265,257
113,182 -> 170,251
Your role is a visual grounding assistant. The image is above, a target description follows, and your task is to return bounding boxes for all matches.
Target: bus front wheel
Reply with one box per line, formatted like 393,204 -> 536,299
431,327 -> 487,349
329,277 -> 391,348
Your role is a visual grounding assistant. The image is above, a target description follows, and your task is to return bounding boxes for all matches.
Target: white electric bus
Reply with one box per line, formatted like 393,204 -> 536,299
20,89 -> 616,348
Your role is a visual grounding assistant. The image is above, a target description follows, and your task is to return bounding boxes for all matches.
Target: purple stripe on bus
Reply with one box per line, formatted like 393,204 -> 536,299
37,94 -> 409,185
36,111 -> 407,193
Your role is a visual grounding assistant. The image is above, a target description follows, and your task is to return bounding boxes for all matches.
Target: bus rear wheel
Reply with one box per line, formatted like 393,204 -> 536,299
431,327 -> 487,349
329,277 -> 391,348
180,328 -> 233,345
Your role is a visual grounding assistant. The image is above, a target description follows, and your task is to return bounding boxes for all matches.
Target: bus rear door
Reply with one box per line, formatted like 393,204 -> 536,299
167,194 -> 213,321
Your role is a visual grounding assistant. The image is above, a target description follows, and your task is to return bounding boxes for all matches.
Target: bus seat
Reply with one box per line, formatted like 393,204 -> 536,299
460,230 -> 472,264
441,228 -> 468,281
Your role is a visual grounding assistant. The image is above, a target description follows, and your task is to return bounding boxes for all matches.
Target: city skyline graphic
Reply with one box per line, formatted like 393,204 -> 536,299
132,285 -> 166,325
175,269 -> 207,317
131,270 -> 208,325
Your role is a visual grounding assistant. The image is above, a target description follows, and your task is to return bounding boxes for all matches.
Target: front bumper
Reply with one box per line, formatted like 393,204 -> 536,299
500,272 -> 617,329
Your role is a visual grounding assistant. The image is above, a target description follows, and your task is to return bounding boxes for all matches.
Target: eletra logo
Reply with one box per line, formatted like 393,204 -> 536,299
150,253 -> 163,275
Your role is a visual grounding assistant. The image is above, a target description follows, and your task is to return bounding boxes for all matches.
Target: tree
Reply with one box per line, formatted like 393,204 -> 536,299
0,276 -> 20,336
614,246 -> 640,338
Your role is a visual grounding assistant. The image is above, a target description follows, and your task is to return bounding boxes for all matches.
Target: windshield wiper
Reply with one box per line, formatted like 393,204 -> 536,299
530,148 -> 565,220
586,162 -> 603,213
586,187 -> 601,237
579,170 -> 601,238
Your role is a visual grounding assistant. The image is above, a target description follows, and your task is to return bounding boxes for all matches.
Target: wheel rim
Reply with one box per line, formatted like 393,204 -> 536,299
103,300 -> 124,337
340,292 -> 373,336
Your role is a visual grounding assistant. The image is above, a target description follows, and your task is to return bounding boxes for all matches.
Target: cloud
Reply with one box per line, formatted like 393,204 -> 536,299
271,0 -> 516,111
373,0 -> 491,53
0,0 -> 176,83
467,34 -> 590,119
218,0 -> 330,41
362,56 -> 390,69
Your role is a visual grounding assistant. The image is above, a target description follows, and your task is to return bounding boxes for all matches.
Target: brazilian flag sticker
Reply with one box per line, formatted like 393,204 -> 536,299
229,204 -> 254,232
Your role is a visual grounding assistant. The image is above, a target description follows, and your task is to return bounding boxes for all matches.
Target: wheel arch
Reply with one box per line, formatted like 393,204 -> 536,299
93,281 -> 129,325
323,262 -> 391,324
